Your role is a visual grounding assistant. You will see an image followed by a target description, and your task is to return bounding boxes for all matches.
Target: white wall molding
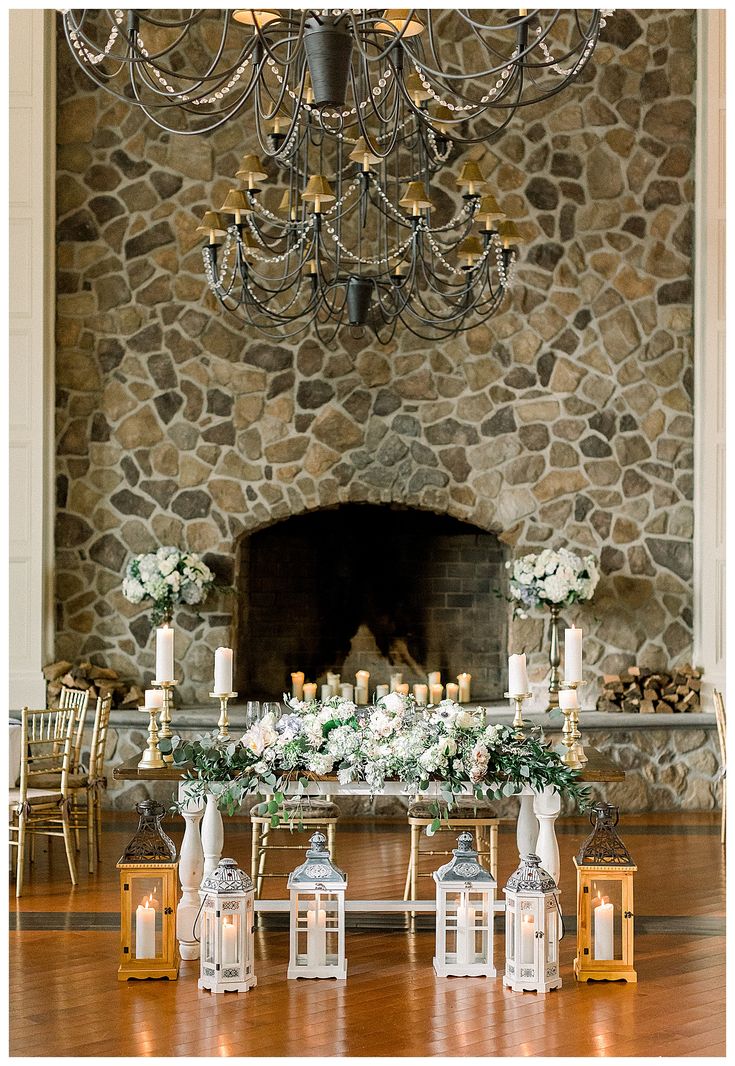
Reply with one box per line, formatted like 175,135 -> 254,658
693,9 -> 726,702
9,10 -> 56,706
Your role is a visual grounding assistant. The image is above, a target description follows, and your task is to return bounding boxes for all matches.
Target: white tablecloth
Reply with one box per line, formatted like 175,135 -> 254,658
9,720 -> 22,787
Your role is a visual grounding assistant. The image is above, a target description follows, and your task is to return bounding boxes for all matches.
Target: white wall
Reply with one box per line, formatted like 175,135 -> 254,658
9,10 -> 55,706
693,9 -> 727,702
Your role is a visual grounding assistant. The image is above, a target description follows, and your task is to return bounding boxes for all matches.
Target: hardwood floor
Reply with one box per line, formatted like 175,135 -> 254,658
9,812 -> 726,1057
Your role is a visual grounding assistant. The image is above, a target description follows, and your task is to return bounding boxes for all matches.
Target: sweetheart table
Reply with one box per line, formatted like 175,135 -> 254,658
113,749 -> 624,960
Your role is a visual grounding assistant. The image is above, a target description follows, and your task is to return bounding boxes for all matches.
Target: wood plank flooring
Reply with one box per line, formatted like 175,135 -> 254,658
9,812 -> 726,1057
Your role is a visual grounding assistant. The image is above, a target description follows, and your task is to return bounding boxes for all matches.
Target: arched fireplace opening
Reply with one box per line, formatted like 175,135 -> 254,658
234,504 -> 509,700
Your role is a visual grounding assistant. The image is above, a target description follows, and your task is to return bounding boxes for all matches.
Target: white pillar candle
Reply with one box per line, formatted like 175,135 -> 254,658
303,682 -> 317,703
457,673 -> 471,703
594,895 -> 614,960
327,671 -> 340,696
135,896 -> 156,959
376,684 -> 390,699
427,671 -> 441,688
221,916 -> 238,965
445,682 -> 459,702
390,672 -> 404,691
155,625 -> 174,682
413,683 -> 428,706
213,647 -> 233,695
291,671 -> 305,700
306,902 -> 327,968
355,686 -> 368,706
564,624 -> 583,683
356,670 -> 370,695
521,912 -> 535,965
320,684 -> 332,702
395,683 -> 409,696
340,683 -> 354,702
143,689 -> 164,710
508,653 -> 528,696
456,898 -> 474,965
429,683 -> 443,705
559,688 -> 579,710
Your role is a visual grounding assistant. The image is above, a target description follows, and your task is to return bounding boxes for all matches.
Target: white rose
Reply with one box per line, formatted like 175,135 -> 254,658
381,692 -> 404,714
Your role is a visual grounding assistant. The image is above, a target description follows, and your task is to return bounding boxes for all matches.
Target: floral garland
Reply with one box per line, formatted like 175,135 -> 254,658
507,547 -> 599,619
122,546 -> 216,625
165,693 -> 588,830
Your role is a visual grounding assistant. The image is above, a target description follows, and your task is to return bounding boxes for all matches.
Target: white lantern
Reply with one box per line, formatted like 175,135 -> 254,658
287,832 -> 347,981
433,832 -> 497,978
198,857 -> 256,994
503,853 -> 562,994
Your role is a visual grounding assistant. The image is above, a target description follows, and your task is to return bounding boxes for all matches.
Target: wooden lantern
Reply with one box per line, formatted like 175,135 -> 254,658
198,858 -> 256,994
117,800 -> 179,981
503,853 -> 562,994
433,832 -> 496,978
287,832 -> 347,980
574,802 -> 637,983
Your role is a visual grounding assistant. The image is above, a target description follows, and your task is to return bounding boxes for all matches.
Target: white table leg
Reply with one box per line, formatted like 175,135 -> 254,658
177,784 -> 204,962
532,785 -> 561,887
517,790 -> 539,859
201,791 -> 224,877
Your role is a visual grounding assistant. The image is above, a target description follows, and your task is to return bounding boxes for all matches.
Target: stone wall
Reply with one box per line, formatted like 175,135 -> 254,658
54,10 -> 696,707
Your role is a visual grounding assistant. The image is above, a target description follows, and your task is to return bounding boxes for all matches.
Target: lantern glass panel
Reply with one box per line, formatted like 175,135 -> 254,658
203,905 -> 215,965
519,900 -> 536,965
220,913 -> 241,966
507,905 -> 515,962
590,877 -> 623,962
296,893 -> 341,967
546,904 -> 558,965
130,874 -> 164,960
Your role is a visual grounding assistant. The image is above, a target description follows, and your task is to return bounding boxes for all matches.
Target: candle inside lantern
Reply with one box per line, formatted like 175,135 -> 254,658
303,682 -> 317,703
457,673 -> 471,703
456,898 -> 474,966
327,671 -> 340,697
321,684 -> 332,702
155,625 -> 174,682
213,647 -> 233,695
593,891 -> 614,960
508,653 -> 528,696
221,915 -> 238,965
306,901 -> 327,968
136,895 -> 156,959
445,682 -> 459,702
427,671 -> 441,688
143,689 -> 164,710
564,624 -> 583,684
413,683 -> 428,706
291,671 -> 305,701
390,672 -> 404,692
430,683 -> 443,705
521,912 -> 535,964
340,683 -> 354,702
376,684 -> 390,699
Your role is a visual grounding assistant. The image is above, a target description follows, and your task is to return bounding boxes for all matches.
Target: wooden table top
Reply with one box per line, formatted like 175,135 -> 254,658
113,746 -> 625,784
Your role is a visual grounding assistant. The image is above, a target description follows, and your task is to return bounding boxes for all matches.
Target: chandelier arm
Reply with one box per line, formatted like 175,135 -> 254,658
345,9 -> 421,65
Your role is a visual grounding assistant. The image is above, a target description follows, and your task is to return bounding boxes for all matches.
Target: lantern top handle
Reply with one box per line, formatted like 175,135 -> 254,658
576,802 -> 634,866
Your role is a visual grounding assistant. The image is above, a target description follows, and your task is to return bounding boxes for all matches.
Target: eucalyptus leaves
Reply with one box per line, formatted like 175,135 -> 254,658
164,692 -> 588,827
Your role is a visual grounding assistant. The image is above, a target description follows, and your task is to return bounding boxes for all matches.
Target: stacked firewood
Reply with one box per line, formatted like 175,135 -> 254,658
43,660 -> 144,709
596,664 -> 703,714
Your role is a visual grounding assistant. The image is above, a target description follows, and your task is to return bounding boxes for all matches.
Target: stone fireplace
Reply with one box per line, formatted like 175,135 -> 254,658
234,504 -> 508,700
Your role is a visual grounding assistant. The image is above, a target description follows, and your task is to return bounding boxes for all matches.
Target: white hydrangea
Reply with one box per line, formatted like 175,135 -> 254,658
509,548 -> 600,611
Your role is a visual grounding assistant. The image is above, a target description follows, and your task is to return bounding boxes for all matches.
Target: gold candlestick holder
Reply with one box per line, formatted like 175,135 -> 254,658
153,679 -> 178,763
558,680 -> 587,768
564,679 -> 588,765
138,704 -> 165,770
210,691 -> 238,741
504,691 -> 532,739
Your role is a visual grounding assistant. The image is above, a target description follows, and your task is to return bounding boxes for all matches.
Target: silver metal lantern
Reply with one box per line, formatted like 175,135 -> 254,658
198,857 -> 256,994
504,853 -> 562,994
433,831 -> 497,978
287,832 -> 347,980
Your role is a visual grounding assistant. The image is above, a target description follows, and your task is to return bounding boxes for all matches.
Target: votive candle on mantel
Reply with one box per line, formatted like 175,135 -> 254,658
429,683 -> 443,705
321,684 -> 332,702
376,684 -> 390,699
445,682 -> 459,702
291,671 -> 305,701
355,685 -> 368,706
427,671 -> 441,688
340,683 -> 354,702
457,673 -> 471,703
413,683 -> 428,706
143,689 -> 164,710
213,647 -> 233,695
356,670 -> 369,695
155,625 -> 174,682
303,682 -> 317,703
565,624 -> 584,684
390,672 -> 403,692
327,671 -> 341,697
508,653 -> 529,696
396,683 -> 409,696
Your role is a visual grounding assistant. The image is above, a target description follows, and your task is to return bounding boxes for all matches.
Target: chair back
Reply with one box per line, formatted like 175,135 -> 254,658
713,690 -> 727,768
88,694 -> 113,782
19,707 -> 77,801
59,685 -> 91,771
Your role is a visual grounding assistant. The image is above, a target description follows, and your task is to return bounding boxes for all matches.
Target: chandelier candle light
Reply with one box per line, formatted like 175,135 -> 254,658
210,647 -> 237,742
138,689 -> 165,770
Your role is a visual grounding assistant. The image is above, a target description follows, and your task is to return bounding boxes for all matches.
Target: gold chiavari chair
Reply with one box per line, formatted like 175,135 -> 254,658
714,690 -> 726,846
403,799 -> 500,906
8,707 -> 78,896
59,685 -> 91,851
250,798 -> 340,900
